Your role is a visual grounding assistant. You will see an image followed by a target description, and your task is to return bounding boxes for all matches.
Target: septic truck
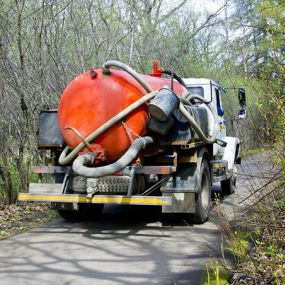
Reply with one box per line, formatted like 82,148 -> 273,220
18,60 -> 246,224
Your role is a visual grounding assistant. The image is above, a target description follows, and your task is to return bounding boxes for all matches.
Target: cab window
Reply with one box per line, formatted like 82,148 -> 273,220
187,86 -> 204,97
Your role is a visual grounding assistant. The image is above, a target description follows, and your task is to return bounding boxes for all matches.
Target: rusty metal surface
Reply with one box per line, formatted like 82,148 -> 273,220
133,165 -> 176,174
178,153 -> 198,163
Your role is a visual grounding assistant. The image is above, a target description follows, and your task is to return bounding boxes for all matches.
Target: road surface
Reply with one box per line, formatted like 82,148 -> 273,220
0,154 -> 271,285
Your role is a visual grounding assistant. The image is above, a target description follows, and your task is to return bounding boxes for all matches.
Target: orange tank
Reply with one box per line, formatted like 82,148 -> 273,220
58,68 -> 187,162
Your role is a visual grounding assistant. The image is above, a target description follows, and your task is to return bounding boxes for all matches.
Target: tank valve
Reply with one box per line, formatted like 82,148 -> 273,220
89,68 -> 97,79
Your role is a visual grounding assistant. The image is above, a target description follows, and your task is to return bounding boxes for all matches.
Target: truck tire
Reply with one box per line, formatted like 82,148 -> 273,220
221,165 -> 237,196
58,209 -> 81,222
221,176 -> 236,196
58,204 -> 104,222
191,159 -> 211,224
79,203 -> 104,221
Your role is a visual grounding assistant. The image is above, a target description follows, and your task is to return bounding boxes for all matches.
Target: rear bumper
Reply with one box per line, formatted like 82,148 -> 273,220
18,193 -> 172,206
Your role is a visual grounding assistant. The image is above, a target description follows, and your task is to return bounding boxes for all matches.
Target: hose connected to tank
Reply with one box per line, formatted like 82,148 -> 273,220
59,61 -> 156,166
102,60 -> 153,93
59,91 -> 157,165
59,60 -> 219,177
179,103 -> 218,144
179,93 -> 219,144
72,137 -> 153,178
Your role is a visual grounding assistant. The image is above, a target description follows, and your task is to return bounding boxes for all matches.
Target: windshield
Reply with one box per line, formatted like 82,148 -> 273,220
187,86 -> 204,97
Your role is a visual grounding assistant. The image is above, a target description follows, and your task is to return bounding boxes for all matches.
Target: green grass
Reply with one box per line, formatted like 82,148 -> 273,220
226,234 -> 249,258
242,146 -> 267,158
0,203 -> 57,239
204,260 -> 231,285
0,231 -> 9,238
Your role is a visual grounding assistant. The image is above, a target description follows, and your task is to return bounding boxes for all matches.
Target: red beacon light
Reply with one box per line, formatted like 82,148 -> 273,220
149,60 -> 163,77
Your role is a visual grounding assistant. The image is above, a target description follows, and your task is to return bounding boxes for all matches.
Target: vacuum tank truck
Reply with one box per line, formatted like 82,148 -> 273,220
18,60 -> 246,223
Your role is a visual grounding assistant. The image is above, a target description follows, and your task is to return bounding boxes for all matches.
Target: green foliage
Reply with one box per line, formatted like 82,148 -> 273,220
227,235 -> 249,258
29,171 -> 39,184
0,163 -> 20,206
0,231 -> 9,238
227,186 -> 285,284
204,259 -> 231,285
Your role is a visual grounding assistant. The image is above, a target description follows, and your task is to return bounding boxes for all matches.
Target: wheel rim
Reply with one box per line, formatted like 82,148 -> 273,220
201,172 -> 210,210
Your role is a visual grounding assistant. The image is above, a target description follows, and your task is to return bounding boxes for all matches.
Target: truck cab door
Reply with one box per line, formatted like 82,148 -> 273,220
213,87 -> 227,156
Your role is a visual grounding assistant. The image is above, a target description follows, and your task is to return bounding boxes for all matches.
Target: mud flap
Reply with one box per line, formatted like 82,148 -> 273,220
222,137 -> 240,172
162,192 -> 195,213
161,147 -> 209,213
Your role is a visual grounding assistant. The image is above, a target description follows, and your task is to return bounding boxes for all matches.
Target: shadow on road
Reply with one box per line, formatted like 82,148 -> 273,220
0,203 -> 223,285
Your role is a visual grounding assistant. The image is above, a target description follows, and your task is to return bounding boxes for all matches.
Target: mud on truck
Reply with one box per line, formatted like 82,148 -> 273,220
18,60 -> 246,224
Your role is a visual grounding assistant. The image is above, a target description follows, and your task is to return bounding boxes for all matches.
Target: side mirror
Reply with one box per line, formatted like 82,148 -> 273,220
238,88 -> 246,118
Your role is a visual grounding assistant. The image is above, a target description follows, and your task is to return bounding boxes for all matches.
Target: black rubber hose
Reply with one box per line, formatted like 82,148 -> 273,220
72,136 -> 154,178
162,69 -> 187,88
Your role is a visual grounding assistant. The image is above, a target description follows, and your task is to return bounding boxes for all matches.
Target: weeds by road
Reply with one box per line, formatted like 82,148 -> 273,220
0,203 -> 56,239
205,151 -> 285,285
229,186 -> 285,285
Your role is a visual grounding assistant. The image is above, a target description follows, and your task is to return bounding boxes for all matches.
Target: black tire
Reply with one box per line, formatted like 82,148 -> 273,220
221,165 -> 237,196
79,203 -> 104,221
191,159 -> 211,224
58,209 -> 81,222
58,203 -> 104,222
221,176 -> 236,196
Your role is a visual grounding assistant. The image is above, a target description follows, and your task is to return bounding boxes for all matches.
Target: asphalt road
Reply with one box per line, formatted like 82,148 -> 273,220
0,154 -> 272,285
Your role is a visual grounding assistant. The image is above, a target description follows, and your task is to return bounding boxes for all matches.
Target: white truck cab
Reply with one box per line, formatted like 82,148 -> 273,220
183,78 -> 227,156
182,77 -> 245,195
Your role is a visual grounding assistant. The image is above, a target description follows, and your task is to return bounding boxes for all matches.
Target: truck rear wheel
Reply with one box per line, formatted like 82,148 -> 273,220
58,209 -> 81,222
221,165 -> 237,196
58,204 -> 104,222
191,159 -> 211,224
221,177 -> 236,196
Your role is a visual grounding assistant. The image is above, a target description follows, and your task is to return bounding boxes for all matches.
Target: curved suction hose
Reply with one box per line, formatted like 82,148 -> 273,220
186,94 -> 209,103
72,137 -> 154,178
102,60 -> 153,93
59,91 -> 157,165
179,93 -> 219,144
184,94 -> 220,131
59,60 -> 155,166
181,90 -> 193,99
101,62 -> 218,144
162,69 -> 187,88
59,59 -> 218,166
179,103 -> 218,144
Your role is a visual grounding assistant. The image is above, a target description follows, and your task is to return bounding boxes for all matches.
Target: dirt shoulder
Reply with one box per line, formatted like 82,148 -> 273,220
0,202 -> 57,239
